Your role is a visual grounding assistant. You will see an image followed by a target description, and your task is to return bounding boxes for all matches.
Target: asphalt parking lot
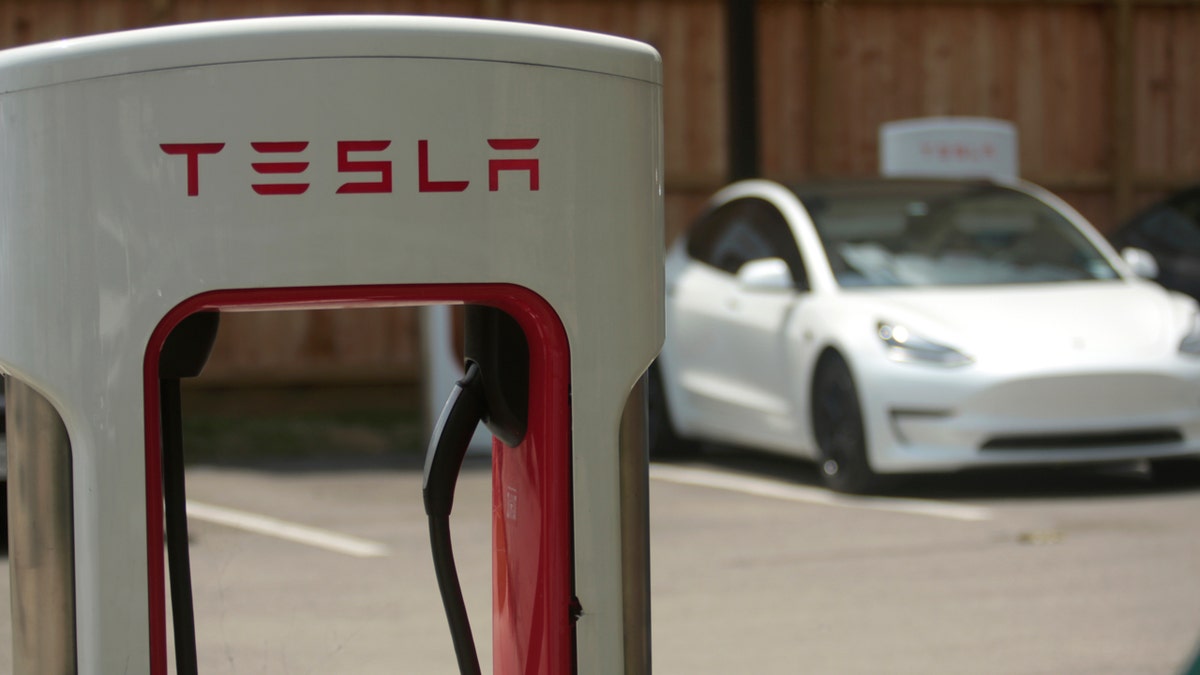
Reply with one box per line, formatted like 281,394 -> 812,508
0,449 -> 1198,674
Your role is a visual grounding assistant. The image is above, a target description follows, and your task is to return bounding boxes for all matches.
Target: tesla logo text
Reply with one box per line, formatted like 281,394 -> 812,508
920,141 -> 997,162
159,138 -> 540,197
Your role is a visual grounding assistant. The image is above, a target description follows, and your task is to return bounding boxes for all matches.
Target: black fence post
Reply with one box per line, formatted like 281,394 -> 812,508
727,0 -> 759,182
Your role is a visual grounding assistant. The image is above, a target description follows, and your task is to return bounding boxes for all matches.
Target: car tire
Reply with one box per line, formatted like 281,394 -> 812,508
647,364 -> 699,459
1149,457 -> 1200,487
811,352 -> 880,494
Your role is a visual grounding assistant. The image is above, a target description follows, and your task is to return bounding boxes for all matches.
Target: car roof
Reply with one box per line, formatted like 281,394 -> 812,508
785,177 -> 1001,204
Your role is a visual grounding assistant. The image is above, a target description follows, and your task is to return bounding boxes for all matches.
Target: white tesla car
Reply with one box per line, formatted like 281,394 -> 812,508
652,178 -> 1200,493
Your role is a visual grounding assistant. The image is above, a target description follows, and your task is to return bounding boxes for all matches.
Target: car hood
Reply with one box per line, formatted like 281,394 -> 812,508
850,280 -> 1196,360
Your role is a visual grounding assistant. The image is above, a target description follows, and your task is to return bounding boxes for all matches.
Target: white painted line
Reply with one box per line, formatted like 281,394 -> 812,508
186,500 -> 390,558
649,464 -> 993,523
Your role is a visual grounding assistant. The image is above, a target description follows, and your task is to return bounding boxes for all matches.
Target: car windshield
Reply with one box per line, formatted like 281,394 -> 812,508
799,183 -> 1120,288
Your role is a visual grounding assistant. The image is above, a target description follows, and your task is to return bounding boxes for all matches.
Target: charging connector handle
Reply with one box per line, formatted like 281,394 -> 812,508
423,362 -> 486,675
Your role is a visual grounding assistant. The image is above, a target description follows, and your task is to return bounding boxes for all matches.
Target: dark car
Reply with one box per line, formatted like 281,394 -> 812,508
1110,185 -> 1200,301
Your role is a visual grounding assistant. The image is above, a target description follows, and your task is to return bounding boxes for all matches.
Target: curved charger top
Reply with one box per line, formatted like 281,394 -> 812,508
0,15 -> 661,94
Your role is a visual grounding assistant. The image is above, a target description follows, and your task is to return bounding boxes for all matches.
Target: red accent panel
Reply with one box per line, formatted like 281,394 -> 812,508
159,143 -> 225,196
417,140 -> 469,192
488,287 -> 573,675
143,284 -> 573,675
336,140 -> 393,194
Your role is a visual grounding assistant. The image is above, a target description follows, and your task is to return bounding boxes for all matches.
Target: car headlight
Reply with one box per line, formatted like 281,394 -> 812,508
1180,315 -> 1200,356
878,322 -> 973,367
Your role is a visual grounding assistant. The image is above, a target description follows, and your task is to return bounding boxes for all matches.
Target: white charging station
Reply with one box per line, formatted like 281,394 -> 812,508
880,116 -> 1019,182
0,16 -> 662,675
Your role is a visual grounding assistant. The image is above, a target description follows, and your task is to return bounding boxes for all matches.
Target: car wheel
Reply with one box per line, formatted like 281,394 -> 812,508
1149,457 -> 1200,487
811,352 -> 879,494
647,365 -> 698,459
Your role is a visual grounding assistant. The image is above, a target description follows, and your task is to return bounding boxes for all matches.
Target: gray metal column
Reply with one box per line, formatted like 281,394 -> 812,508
7,377 -> 77,674
619,376 -> 652,674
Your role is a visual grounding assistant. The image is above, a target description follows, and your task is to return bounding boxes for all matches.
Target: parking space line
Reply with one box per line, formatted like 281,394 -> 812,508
186,500 -> 390,558
649,464 -> 994,523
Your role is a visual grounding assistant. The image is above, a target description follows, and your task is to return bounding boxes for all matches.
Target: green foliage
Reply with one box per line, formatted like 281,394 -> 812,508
179,387 -> 427,465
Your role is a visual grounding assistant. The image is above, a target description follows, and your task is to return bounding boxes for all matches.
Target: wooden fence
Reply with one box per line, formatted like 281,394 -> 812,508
2,0 -> 1196,384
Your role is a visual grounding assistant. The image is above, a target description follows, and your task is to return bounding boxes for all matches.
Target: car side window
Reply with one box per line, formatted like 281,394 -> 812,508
687,198 -> 809,289
688,201 -> 759,273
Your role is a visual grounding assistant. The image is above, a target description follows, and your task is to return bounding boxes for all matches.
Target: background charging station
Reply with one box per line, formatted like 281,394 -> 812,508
879,116 -> 1019,182
0,16 -> 662,674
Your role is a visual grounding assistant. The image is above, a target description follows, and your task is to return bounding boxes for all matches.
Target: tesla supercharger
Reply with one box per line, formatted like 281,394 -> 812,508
0,16 -> 662,675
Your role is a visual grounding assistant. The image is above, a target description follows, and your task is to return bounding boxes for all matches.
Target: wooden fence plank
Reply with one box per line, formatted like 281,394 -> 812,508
1135,6 -> 1200,179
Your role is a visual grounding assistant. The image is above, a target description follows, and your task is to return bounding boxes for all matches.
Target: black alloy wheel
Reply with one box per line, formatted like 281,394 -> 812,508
811,353 -> 879,494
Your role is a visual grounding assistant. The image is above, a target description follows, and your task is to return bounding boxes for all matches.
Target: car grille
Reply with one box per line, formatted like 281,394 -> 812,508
981,429 -> 1183,451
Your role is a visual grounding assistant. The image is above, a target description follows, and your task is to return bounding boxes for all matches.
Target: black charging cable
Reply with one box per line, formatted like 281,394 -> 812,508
159,311 -> 220,675
423,361 -> 487,675
160,374 -> 198,675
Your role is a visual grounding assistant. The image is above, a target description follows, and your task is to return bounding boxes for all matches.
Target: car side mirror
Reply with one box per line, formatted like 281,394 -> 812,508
737,257 -> 794,292
1121,247 -> 1160,279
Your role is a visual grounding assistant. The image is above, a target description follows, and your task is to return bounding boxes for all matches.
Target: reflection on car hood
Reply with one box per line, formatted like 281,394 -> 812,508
853,280 -> 1192,358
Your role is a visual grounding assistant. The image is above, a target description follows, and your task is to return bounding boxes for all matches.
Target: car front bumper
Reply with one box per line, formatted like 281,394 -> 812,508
859,357 -> 1200,473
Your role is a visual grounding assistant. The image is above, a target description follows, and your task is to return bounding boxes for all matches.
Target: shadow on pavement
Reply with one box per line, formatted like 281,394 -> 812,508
659,441 -> 1200,502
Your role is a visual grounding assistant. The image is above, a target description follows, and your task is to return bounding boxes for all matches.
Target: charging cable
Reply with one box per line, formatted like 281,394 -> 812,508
423,362 -> 486,675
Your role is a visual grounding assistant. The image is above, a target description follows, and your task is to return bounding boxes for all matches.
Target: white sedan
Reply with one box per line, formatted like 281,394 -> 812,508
652,178 -> 1200,493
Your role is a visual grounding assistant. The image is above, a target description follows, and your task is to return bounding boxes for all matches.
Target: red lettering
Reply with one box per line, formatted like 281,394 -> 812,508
160,143 -> 225,196
160,136 -> 544,196
488,138 -> 540,191
418,140 -> 469,193
336,140 -> 393,194
920,142 -> 1003,163
251,141 -> 310,195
